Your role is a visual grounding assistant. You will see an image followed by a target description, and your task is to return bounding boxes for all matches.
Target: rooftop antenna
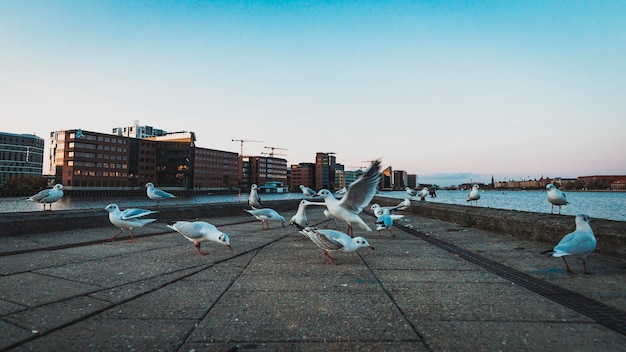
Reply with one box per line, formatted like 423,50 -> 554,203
232,139 -> 264,156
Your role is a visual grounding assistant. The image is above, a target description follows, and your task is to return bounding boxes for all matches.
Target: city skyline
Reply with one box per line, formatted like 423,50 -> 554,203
2,1 -> 625,187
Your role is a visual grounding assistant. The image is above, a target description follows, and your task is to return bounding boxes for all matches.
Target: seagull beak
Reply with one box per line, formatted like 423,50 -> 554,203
227,244 -> 233,250
369,245 -> 375,250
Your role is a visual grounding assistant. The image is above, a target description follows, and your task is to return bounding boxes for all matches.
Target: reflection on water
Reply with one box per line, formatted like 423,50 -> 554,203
1,190 -> 624,222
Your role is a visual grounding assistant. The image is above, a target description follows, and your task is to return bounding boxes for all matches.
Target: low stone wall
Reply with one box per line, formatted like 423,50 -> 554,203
373,196 -> 626,261
1,200 -> 301,237
3,198 -> 624,261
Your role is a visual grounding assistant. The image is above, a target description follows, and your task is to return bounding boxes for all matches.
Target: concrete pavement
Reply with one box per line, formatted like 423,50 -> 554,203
1,204 -> 625,351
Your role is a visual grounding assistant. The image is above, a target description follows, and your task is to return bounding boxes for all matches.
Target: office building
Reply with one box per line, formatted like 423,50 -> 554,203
240,156 -> 288,191
381,166 -> 393,190
290,163 -> 315,191
393,170 -> 408,190
49,129 -> 239,190
0,132 -> 44,186
315,152 -> 336,190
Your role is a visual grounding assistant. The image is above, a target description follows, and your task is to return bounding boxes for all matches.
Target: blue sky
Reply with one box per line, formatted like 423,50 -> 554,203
1,1 -> 625,186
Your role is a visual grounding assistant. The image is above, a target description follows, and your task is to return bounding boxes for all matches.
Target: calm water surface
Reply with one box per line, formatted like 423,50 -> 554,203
1,189 -> 624,222
381,190 -> 626,222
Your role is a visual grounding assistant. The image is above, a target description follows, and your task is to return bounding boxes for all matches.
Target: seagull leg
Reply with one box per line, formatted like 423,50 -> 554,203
324,251 -> 337,265
347,224 -> 353,237
562,257 -> 574,274
108,229 -> 124,242
125,229 -> 135,243
582,259 -> 592,274
195,243 -> 208,256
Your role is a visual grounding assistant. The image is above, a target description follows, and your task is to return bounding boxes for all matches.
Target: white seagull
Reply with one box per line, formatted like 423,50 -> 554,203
167,221 -> 232,256
27,184 -> 64,211
417,187 -> 429,201
244,208 -> 285,230
467,184 -> 480,205
541,214 -> 596,274
314,159 -> 381,236
299,185 -> 316,198
546,183 -> 568,214
248,184 -> 262,209
290,199 -> 313,227
145,182 -> 175,206
405,187 -> 417,198
104,204 -> 157,242
298,226 -> 374,265
396,197 -> 411,211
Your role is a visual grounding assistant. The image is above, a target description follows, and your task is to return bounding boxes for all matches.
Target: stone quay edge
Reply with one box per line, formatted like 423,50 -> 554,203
2,196 -> 625,261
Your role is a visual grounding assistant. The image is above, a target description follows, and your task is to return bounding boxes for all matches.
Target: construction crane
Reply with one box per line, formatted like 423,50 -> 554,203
262,146 -> 288,157
231,139 -> 264,156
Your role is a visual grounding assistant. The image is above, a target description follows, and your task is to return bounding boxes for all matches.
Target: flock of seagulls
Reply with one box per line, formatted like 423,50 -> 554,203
24,165 -> 594,271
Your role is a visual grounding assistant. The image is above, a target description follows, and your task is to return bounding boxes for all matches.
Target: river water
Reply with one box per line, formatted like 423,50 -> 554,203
1,189 -> 624,222
381,190 -> 626,222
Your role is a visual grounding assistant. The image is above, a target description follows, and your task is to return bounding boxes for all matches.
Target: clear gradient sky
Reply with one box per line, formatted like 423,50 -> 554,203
1,1 -> 625,186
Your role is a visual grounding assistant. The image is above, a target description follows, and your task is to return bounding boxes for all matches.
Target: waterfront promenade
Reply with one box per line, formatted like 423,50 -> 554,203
1,201 -> 625,351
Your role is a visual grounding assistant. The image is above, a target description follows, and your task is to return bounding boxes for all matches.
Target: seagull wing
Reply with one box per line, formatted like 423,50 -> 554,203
154,188 -> 175,198
121,208 -> 157,220
302,228 -> 344,251
28,189 -> 50,202
338,159 -> 381,213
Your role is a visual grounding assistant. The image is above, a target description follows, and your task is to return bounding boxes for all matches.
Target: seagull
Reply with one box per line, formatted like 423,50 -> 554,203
145,182 -> 175,206
546,183 -> 568,214
405,187 -> 417,198
541,214 -> 596,274
27,184 -> 64,211
290,199 -> 313,227
104,204 -> 157,242
314,159 -> 381,236
467,184 -> 480,205
299,185 -> 316,198
396,197 -> 411,211
370,204 -> 405,220
417,187 -> 429,201
244,208 -> 285,230
248,184 -> 262,209
298,226 -> 374,265
167,221 -> 232,256
375,207 -> 397,237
